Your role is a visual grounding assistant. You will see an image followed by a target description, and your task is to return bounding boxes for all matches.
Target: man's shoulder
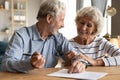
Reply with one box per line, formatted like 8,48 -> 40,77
17,24 -> 36,33
17,25 -> 33,33
17,27 -> 28,33
14,24 -> 35,37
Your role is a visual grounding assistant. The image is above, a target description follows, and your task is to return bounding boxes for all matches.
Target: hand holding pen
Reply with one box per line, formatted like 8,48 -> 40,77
30,51 -> 45,69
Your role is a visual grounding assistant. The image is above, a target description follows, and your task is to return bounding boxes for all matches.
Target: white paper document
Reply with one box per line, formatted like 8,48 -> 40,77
47,69 -> 108,80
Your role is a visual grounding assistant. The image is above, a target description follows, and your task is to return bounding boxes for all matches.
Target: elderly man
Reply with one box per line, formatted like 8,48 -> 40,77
1,0 -> 86,73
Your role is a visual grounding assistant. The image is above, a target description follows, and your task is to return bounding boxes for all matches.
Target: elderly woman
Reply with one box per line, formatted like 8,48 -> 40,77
65,7 -> 120,67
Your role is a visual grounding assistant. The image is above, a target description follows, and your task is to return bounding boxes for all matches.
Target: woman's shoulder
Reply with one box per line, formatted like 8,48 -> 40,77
69,38 -> 74,42
69,37 -> 80,47
69,36 -> 78,42
94,36 -> 108,42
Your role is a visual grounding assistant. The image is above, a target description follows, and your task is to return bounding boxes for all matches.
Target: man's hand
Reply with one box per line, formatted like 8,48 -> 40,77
64,51 -> 77,66
68,60 -> 86,73
31,52 -> 45,69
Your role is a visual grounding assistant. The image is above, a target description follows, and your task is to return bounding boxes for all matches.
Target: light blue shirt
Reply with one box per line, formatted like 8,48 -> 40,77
1,24 -> 74,72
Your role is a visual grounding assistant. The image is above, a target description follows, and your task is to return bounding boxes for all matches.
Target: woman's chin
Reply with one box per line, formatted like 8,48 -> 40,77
79,35 -> 90,38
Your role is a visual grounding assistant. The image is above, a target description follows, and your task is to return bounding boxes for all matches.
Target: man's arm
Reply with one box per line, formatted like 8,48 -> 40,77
56,34 -> 86,73
1,31 -> 34,72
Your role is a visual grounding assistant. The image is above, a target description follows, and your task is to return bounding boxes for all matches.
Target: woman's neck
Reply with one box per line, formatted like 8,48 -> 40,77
74,35 -> 95,45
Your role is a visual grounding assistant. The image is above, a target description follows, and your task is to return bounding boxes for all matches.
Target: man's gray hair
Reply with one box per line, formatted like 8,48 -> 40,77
37,0 -> 66,20
75,7 -> 104,35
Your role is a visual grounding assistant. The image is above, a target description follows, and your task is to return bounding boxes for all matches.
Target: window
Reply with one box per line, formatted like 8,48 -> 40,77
59,0 -> 77,39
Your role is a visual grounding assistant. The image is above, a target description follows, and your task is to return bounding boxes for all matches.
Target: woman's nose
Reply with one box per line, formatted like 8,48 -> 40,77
82,25 -> 87,31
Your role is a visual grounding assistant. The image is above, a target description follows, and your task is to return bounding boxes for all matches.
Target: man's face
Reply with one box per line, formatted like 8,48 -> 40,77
49,10 -> 65,35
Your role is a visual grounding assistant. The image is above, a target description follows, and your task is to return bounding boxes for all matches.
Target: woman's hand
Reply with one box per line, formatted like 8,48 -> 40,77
64,51 -> 86,73
68,60 -> 86,73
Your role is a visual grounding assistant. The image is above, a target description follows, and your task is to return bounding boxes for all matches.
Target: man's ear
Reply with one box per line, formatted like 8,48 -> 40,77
46,14 -> 53,24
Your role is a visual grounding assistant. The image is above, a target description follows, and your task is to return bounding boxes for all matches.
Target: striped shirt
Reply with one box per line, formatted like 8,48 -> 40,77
70,36 -> 120,66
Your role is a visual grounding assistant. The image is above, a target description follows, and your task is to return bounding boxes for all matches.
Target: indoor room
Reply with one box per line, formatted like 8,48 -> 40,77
0,0 -> 120,80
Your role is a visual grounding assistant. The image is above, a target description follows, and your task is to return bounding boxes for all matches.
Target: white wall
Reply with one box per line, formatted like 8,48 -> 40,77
27,0 -> 42,26
59,0 -> 77,39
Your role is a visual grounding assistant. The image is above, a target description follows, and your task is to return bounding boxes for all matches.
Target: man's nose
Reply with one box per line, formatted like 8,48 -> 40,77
59,26 -> 64,29
60,23 -> 64,28
62,22 -> 64,27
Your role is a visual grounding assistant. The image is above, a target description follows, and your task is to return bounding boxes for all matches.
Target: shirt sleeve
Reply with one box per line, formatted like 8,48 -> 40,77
1,30 -> 34,72
102,39 -> 120,66
102,56 -> 120,66
55,33 -> 75,61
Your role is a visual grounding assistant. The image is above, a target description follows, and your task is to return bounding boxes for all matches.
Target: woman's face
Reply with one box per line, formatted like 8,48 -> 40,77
76,16 -> 96,38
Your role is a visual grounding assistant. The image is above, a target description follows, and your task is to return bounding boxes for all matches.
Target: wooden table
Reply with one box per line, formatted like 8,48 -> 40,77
0,66 -> 120,80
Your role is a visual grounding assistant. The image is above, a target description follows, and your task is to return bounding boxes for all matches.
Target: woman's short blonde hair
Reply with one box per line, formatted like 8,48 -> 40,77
37,0 -> 66,20
75,7 -> 104,35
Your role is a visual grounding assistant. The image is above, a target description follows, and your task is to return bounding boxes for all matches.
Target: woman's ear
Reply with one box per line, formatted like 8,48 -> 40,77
46,14 -> 53,24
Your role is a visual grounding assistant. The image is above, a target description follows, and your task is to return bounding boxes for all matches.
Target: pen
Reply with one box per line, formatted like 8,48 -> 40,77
23,53 -> 32,56
23,53 -> 45,58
